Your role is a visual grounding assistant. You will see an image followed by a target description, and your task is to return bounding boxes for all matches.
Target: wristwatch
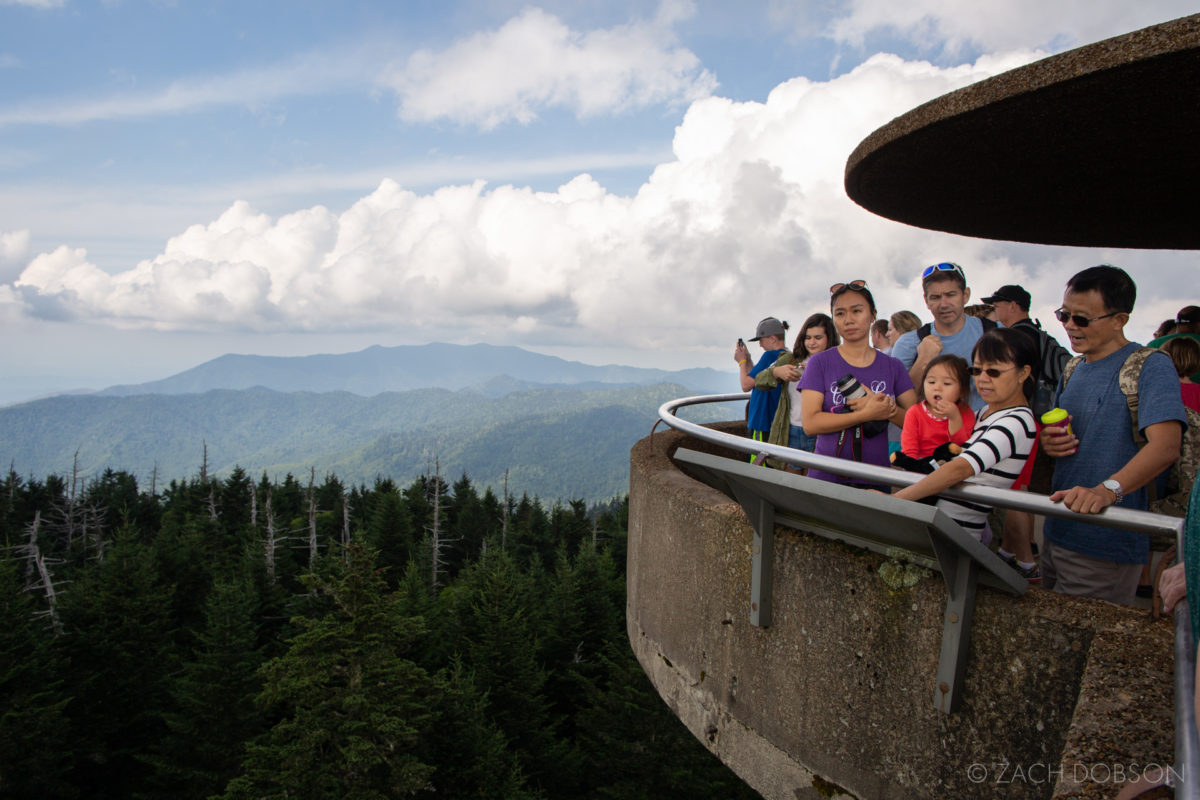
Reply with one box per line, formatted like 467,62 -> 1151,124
1101,479 -> 1124,503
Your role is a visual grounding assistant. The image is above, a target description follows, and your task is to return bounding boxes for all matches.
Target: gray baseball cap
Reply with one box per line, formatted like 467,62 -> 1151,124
748,317 -> 786,341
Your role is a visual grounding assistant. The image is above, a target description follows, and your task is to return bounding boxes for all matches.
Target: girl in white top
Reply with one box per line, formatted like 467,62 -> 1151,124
891,328 -> 1038,541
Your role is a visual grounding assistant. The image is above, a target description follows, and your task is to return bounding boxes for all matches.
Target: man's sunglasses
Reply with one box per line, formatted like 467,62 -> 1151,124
829,279 -> 867,294
968,366 -> 1016,378
1054,308 -> 1119,327
921,262 -> 965,281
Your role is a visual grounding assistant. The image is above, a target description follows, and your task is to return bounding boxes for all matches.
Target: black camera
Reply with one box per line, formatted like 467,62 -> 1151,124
834,373 -> 889,437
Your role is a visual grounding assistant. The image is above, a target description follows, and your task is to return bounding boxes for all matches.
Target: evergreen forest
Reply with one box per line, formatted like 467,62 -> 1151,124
0,464 -> 760,799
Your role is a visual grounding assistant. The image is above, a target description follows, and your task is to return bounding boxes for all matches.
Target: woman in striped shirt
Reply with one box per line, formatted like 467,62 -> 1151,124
891,328 -> 1038,541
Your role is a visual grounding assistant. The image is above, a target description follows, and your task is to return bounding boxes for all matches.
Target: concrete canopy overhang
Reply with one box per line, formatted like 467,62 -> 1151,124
844,13 -> 1200,250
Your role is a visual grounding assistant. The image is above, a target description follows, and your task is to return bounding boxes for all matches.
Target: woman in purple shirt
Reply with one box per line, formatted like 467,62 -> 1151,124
796,281 -> 917,488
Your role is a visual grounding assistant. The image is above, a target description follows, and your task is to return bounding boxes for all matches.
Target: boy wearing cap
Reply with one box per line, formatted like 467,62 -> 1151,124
734,318 -> 789,462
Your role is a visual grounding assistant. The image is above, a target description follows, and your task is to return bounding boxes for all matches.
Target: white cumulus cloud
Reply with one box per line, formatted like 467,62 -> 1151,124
8,51 -> 1023,341
385,5 -> 717,129
825,0 -> 1198,54
8,46 -> 1189,353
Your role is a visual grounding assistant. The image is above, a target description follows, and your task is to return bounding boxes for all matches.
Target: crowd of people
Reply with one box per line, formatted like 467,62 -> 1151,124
734,262 -> 1196,609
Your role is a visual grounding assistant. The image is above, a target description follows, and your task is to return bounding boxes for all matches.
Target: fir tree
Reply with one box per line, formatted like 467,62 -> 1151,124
143,572 -> 266,799
0,556 -> 74,799
222,541 -> 438,800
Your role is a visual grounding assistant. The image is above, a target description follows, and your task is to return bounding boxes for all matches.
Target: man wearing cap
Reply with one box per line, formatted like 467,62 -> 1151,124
734,317 -> 789,462
891,262 -> 995,411
983,284 -> 1072,416
981,283 -> 1072,583
1149,305 -> 1200,382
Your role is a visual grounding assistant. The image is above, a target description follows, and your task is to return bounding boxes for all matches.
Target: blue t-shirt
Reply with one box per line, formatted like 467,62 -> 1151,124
747,348 -> 787,433
797,347 -> 914,485
1042,343 -> 1188,564
892,315 -> 987,412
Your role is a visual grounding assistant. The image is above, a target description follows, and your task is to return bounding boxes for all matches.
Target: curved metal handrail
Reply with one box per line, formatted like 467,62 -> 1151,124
661,391 -> 1194,793
659,392 -> 1183,537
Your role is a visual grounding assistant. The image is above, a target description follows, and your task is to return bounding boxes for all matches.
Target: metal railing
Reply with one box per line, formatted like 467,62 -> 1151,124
657,392 -> 1194,795
659,393 -> 1182,536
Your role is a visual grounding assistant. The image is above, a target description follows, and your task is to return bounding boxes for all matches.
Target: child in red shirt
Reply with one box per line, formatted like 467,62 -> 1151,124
892,354 -> 976,473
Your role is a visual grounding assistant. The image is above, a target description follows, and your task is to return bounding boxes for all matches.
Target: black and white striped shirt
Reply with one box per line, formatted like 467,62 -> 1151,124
936,405 -> 1037,539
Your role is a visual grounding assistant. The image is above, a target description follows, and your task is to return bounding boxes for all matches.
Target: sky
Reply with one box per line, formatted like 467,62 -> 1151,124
1,0 -> 1197,405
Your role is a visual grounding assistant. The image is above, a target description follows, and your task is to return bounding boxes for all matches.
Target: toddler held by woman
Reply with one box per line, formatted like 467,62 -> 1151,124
892,354 -> 976,473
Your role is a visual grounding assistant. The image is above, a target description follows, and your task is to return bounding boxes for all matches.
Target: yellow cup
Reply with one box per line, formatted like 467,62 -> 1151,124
1040,407 -> 1072,436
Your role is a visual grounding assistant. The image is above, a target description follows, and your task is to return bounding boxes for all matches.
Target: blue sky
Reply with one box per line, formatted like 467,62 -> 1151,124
1,0 -> 1196,404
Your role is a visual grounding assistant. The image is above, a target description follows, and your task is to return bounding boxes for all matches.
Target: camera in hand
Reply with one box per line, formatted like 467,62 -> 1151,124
834,373 -> 889,437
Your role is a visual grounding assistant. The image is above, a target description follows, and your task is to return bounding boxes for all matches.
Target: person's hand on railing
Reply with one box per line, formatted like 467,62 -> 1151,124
1160,562 -> 1186,613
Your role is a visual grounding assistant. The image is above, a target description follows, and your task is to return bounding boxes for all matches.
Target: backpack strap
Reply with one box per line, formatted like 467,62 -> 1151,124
1060,347 -> 1155,437
1115,347 -> 1157,446
1060,354 -> 1084,390
917,316 -> 995,341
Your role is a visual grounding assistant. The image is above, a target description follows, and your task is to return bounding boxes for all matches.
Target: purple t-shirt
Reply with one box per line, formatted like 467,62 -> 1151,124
797,347 -> 914,485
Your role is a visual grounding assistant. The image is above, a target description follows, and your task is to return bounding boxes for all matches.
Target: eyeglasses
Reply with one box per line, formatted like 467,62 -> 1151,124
1054,307 -> 1119,327
829,279 -> 867,294
968,366 -> 1016,378
921,262 -> 965,281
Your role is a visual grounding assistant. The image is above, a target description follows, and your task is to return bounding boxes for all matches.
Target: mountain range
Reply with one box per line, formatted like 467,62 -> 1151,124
0,343 -> 735,502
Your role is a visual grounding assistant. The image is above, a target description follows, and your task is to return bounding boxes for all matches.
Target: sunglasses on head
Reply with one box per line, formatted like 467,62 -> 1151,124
968,366 -> 1016,378
921,262 -> 965,281
1054,307 -> 1120,328
829,279 -> 867,294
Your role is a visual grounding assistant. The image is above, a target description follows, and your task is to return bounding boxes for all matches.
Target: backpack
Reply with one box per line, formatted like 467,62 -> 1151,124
1060,347 -> 1200,519
1010,319 -> 1072,417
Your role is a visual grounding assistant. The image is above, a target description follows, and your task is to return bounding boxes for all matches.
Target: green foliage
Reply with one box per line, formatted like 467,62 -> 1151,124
0,465 -> 756,800
0,382 -> 725,503
223,542 -> 439,799
0,557 -> 74,799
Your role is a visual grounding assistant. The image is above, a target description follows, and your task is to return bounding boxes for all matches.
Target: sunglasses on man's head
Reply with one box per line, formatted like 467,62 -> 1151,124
829,279 -> 867,294
921,262 -> 965,281
1054,308 -> 1119,327
968,366 -> 1016,378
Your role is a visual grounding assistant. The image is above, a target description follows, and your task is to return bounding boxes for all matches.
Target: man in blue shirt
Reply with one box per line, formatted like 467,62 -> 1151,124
1041,265 -> 1186,606
890,262 -> 993,412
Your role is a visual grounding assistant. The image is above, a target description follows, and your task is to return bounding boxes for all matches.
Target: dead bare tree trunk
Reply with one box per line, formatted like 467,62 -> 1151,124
20,513 -> 62,633
264,490 -> 277,583
307,467 -> 318,568
341,494 -> 351,565
428,458 -> 454,593
502,468 -> 510,552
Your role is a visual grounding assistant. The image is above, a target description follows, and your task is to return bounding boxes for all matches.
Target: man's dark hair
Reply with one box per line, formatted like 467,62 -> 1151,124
1065,265 -> 1136,313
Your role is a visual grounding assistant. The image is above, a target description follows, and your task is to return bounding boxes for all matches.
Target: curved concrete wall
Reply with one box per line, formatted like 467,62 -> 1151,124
627,424 -> 1174,800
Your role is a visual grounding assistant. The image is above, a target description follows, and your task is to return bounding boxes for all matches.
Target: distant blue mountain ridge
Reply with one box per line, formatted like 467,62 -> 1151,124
95,342 -> 731,398
1,343 -> 736,502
